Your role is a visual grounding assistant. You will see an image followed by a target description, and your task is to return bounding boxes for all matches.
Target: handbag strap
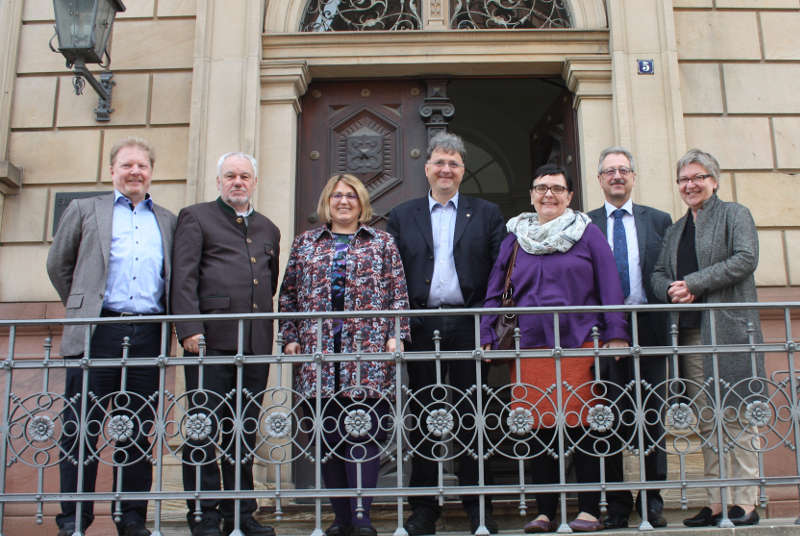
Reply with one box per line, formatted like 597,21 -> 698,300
501,241 -> 520,300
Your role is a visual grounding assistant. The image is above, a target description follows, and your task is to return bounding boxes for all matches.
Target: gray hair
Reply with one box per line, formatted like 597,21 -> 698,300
217,152 -> 258,178
426,131 -> 466,161
676,148 -> 721,182
598,146 -> 635,174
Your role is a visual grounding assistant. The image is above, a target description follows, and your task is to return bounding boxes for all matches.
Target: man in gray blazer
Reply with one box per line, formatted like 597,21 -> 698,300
47,137 -> 176,536
587,147 -> 671,529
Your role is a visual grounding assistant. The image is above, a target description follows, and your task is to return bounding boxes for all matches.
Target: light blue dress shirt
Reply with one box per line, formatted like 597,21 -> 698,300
427,191 -> 464,307
103,190 -> 165,313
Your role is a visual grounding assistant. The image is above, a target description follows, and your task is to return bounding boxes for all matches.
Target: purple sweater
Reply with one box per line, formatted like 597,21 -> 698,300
480,224 -> 629,349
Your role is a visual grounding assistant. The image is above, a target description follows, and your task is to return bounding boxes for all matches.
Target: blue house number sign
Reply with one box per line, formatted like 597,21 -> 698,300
638,59 -> 654,75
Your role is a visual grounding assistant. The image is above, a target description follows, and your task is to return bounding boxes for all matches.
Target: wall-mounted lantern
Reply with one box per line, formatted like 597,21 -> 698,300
50,0 -> 126,121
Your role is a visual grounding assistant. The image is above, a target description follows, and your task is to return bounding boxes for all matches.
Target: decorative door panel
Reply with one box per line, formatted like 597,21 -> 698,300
529,88 -> 583,210
296,80 -> 429,233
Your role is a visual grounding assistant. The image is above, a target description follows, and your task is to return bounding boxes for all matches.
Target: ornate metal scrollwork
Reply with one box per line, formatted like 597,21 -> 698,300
451,0 -> 571,29
301,0 -> 422,31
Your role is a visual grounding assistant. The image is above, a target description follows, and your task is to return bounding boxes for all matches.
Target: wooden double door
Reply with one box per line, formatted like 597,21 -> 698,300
293,77 -> 582,490
296,79 -> 430,232
296,77 -> 581,233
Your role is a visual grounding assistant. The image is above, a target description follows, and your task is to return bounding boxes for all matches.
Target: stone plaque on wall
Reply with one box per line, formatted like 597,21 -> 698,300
53,191 -> 107,235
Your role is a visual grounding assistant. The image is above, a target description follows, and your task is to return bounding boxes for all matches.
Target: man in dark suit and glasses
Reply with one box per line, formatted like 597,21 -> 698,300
387,132 -> 505,536
47,137 -> 177,536
587,146 -> 672,529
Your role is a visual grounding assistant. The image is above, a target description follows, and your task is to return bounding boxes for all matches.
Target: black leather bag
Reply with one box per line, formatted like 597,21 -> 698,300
494,242 -> 520,350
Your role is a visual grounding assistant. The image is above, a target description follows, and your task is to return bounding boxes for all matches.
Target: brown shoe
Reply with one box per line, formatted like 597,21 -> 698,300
524,517 -> 557,533
568,518 -> 603,532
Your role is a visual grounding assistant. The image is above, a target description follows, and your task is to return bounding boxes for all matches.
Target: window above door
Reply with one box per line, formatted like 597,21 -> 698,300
299,0 -> 571,31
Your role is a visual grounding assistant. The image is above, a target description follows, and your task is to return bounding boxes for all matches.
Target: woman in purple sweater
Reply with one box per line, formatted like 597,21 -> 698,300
481,164 -> 629,533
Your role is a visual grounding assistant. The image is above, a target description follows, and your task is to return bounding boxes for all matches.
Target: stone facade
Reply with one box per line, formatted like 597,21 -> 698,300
7,0 -> 797,300
675,3 -> 800,288
1,0 -> 194,302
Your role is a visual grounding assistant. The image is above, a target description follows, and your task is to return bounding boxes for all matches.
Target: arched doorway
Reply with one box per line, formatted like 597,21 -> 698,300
274,0 -> 610,495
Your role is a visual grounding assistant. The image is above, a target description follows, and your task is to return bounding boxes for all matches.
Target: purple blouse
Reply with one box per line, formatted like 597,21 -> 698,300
480,224 -> 629,349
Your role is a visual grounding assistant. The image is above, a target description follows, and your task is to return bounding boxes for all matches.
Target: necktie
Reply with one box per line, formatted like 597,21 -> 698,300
613,209 -> 630,298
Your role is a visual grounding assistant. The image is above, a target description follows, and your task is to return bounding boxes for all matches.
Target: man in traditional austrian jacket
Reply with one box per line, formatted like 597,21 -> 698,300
171,152 -> 280,536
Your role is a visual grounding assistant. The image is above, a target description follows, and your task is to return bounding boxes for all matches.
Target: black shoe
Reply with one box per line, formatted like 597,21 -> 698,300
223,515 -> 276,536
603,514 -> 628,529
404,509 -> 437,536
191,513 -> 223,536
683,507 -> 722,527
728,506 -> 759,526
351,526 -> 378,536
117,520 -> 151,536
325,522 -> 352,536
467,509 -> 498,534
645,508 -> 667,528
57,522 -> 76,536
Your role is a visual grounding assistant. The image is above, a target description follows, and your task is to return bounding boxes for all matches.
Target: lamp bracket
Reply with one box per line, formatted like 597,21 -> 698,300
71,60 -> 115,122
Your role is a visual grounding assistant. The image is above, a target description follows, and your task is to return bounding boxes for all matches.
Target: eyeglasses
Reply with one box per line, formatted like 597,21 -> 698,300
676,174 -> 713,186
429,160 -> 463,169
531,184 -> 568,195
600,167 -> 633,178
330,192 -> 358,201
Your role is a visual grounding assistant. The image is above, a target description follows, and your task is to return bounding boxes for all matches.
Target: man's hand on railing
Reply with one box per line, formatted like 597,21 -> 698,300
182,333 -> 203,354
603,338 -> 629,362
284,342 -> 301,354
386,337 -> 403,353
668,279 -> 696,304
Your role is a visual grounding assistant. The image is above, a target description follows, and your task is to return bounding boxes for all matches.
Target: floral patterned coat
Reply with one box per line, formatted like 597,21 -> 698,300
278,225 -> 410,398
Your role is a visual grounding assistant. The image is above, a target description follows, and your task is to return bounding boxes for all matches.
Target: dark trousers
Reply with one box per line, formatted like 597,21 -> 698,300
182,349 -> 268,520
407,314 -> 491,515
57,321 -> 161,531
603,313 -> 667,517
531,427 -> 601,519
320,397 -> 389,526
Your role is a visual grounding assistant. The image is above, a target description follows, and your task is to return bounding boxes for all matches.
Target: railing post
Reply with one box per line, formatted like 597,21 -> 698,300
782,308 -> 800,526
473,311 -> 489,536
552,313 -> 569,532
709,310 -> 734,528
150,320 -> 170,536
72,324 -> 94,536
393,312 -> 407,536
230,319 -> 246,536
312,318 -> 324,536
630,311 -> 653,531
0,325 -> 16,536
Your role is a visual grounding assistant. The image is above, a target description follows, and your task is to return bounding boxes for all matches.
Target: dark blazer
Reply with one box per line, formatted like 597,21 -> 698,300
46,193 -> 177,356
587,203 -> 672,346
171,198 -> 280,355
387,194 -> 505,317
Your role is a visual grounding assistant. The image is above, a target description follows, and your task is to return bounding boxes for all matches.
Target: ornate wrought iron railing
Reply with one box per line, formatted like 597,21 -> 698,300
1,303 -> 799,535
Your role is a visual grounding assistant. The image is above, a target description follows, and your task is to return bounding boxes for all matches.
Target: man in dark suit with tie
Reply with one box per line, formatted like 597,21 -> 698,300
587,146 -> 672,529
47,137 -> 177,536
387,132 -> 505,536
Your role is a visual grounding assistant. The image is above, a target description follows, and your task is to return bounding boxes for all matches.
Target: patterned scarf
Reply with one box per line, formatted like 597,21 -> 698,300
506,208 -> 590,255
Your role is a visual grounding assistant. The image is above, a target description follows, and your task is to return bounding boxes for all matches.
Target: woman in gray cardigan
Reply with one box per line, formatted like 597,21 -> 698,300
651,149 -> 765,528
